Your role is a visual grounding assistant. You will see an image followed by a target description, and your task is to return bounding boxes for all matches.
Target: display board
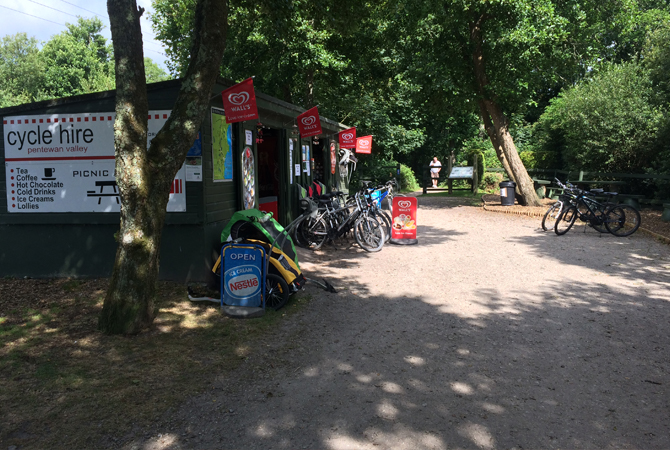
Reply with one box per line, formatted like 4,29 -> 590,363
449,167 -> 474,179
4,111 -> 186,213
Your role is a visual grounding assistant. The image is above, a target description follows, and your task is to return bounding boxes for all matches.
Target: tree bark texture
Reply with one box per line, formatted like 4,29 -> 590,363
470,16 -> 540,207
478,99 -> 514,183
99,0 -> 228,334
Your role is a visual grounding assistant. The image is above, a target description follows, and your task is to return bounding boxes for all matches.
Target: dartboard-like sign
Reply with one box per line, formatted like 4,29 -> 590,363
242,146 -> 255,209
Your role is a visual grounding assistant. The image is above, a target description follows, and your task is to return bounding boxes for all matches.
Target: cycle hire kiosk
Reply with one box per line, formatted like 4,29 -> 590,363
220,242 -> 267,318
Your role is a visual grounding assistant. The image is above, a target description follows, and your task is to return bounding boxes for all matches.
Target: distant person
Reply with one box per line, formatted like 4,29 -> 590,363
429,157 -> 441,188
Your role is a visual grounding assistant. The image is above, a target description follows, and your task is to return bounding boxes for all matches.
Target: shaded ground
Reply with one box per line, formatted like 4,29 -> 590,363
2,195 -> 669,449
138,195 -> 670,449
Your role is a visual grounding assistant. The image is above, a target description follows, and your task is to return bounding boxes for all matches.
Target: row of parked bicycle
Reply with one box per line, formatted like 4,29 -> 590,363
290,179 -> 399,252
542,179 -> 641,236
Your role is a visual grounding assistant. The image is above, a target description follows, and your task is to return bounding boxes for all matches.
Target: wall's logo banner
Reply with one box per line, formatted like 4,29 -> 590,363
391,196 -> 418,245
297,106 -> 322,138
339,127 -> 356,148
4,111 -> 186,213
355,135 -> 373,154
221,78 -> 259,124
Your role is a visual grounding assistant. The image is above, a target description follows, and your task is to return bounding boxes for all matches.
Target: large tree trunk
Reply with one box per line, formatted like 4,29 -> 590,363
99,0 -> 228,334
478,99 -> 514,183
470,15 -> 540,207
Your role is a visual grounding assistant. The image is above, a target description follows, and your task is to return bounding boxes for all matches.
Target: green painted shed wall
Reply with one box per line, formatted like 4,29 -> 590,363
0,79 -> 348,281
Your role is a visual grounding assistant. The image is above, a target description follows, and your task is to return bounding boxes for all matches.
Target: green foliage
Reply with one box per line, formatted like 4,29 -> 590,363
481,171 -> 504,192
643,20 -> 670,104
398,164 -> 419,191
536,61 -> 663,173
144,58 -> 170,83
0,21 -> 169,107
0,33 -> 46,107
40,18 -> 115,99
519,151 -> 536,170
350,157 -> 418,191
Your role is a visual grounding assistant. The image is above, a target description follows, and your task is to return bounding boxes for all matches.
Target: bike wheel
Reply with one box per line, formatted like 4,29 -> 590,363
295,216 -> 328,250
354,215 -> 385,252
555,205 -> 578,235
541,203 -> 561,231
264,273 -> 289,310
606,205 -> 641,237
374,209 -> 392,242
589,202 -> 616,233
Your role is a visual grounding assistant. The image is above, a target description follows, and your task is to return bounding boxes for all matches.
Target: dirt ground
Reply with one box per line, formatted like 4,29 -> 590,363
3,195 -> 670,450
129,195 -> 669,450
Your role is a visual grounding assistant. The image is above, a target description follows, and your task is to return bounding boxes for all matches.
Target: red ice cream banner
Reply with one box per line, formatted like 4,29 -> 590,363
297,106 -> 322,138
338,127 -> 356,148
221,78 -> 259,124
355,135 -> 373,154
391,197 -> 418,243
330,142 -> 337,174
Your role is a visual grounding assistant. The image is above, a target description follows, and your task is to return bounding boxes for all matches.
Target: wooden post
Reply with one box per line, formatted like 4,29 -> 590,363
472,153 -> 479,194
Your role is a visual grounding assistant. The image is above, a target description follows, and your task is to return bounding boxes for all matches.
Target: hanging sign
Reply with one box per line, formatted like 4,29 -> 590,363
330,142 -> 337,175
355,135 -> 373,154
4,111 -> 186,213
297,106 -> 322,138
391,197 -> 418,245
221,78 -> 259,124
339,127 -> 356,148
242,146 -> 255,209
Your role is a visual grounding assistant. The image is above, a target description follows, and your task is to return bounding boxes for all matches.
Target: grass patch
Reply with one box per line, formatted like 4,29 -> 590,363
0,278 -> 311,449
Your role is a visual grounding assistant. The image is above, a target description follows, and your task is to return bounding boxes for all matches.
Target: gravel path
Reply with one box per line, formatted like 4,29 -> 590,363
139,196 -> 670,450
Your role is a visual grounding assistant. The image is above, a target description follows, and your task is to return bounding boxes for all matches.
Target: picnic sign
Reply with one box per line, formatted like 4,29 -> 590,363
221,78 -> 259,124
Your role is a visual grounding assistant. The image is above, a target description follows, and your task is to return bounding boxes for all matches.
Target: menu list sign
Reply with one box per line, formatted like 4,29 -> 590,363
4,111 -> 186,213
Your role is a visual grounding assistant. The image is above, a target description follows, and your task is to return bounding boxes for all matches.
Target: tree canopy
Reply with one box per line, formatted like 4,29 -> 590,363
0,18 -> 169,108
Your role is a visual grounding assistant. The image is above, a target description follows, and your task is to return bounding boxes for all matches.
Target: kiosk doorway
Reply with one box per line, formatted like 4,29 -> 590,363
257,127 -> 281,219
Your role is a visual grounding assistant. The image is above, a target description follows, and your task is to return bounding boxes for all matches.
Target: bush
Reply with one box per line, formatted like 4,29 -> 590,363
398,164 -> 419,191
350,158 -> 418,192
535,61 -> 663,173
481,172 -> 503,192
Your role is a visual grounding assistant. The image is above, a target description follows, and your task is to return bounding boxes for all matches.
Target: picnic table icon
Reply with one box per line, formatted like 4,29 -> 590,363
87,180 -> 120,204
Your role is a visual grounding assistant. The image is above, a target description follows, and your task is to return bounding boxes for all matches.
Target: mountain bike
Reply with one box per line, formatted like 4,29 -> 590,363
555,188 -> 640,236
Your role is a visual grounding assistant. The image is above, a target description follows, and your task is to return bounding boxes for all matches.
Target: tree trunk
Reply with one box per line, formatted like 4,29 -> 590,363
478,99 -> 514,183
100,0 -> 228,334
470,15 -> 540,207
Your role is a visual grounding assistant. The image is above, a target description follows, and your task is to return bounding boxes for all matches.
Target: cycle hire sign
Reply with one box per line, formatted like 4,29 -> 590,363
222,245 -> 265,307
3,111 -> 186,213
391,197 -> 418,245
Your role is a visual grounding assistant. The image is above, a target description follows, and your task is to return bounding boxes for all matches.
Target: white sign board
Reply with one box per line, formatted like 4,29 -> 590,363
449,166 -> 474,179
4,111 -> 186,213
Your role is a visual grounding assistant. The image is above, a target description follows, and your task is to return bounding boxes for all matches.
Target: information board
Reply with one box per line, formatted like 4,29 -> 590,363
4,111 -> 186,213
449,167 -> 474,179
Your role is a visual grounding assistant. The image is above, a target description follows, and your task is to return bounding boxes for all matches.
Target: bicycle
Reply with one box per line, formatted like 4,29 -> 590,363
554,187 -> 640,236
543,179 -> 615,234
293,187 -> 385,252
